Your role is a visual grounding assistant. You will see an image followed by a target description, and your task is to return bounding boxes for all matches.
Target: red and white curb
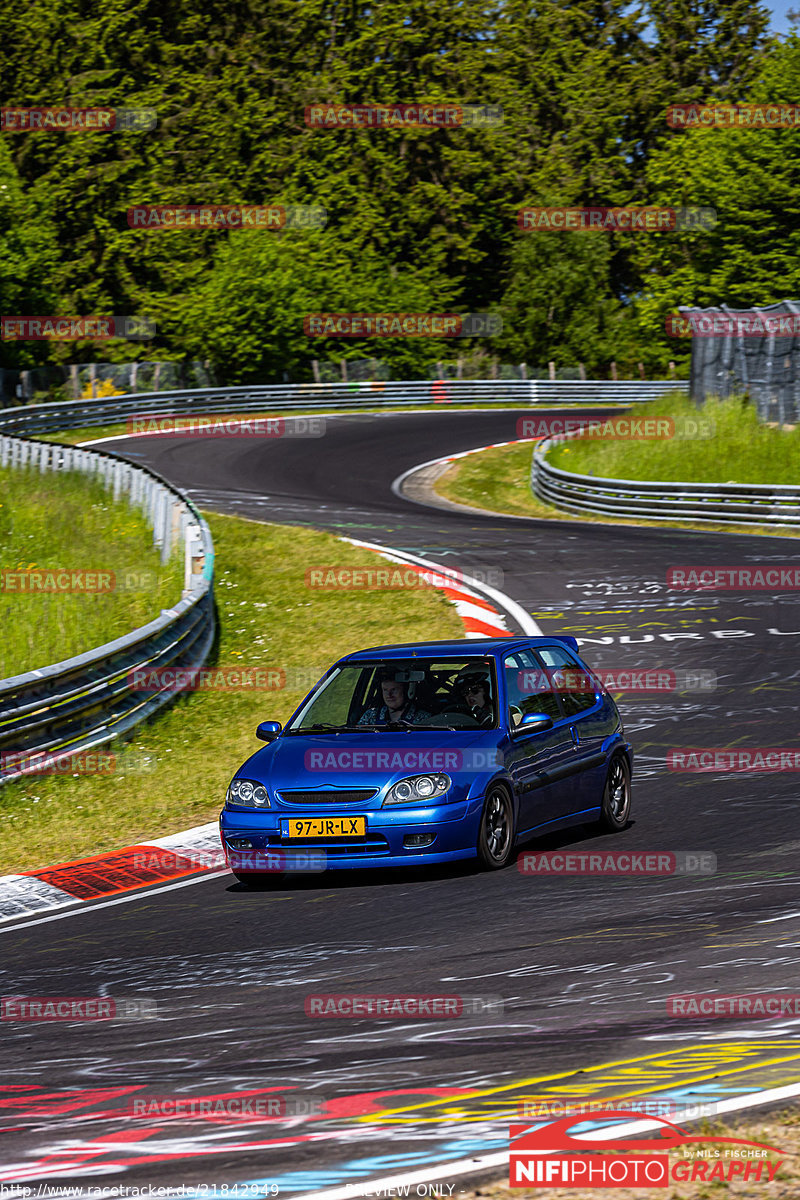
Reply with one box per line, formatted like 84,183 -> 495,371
0,822 -> 224,924
1,450 -> 540,923
339,537 -> 541,640
391,435 -> 539,489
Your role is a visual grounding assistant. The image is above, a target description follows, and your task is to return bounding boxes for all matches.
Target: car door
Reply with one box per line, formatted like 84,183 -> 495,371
502,649 -> 580,832
534,644 -> 610,816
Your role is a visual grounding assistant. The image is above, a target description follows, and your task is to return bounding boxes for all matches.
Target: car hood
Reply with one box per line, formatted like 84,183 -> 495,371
239,729 -> 501,790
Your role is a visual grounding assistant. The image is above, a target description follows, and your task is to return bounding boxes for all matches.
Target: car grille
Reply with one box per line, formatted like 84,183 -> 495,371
280,835 -> 390,856
262,833 -> 390,856
276,789 -> 379,805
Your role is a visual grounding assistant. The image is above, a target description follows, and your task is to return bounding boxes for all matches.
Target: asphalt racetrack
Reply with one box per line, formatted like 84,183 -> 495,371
3,409 -> 800,1194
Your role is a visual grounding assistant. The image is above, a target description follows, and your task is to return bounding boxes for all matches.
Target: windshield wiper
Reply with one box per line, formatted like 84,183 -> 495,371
287,722 -> 349,734
353,722 -> 413,731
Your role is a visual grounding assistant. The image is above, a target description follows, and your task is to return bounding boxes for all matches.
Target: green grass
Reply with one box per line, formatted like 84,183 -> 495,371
436,443 -> 560,519
0,512 -> 463,874
435,393 -> 800,537
547,392 -> 800,484
0,466 -> 183,678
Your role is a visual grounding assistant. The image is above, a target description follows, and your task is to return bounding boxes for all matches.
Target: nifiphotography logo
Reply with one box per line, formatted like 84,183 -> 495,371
509,1113 -> 785,1188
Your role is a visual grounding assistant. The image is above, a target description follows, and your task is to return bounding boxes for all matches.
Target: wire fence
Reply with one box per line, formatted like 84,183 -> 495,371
2,357 -> 684,406
683,300 -> 800,422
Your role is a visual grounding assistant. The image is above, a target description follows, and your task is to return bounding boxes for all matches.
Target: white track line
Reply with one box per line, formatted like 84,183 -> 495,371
289,1082 -> 800,1200
0,871 -> 230,935
341,538 -> 542,636
390,438 -> 536,501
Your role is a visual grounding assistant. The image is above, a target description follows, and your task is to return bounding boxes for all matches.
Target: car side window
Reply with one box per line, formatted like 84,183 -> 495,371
535,645 -> 599,718
503,650 -> 562,726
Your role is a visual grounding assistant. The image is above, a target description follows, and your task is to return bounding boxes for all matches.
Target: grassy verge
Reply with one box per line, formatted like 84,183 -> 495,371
435,444 -> 559,520
0,466 -> 183,678
547,392 -> 800,484
0,512 -> 463,874
434,419 -> 800,538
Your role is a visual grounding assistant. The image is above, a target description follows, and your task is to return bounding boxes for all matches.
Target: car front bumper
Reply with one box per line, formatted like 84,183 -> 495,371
219,796 -> 485,871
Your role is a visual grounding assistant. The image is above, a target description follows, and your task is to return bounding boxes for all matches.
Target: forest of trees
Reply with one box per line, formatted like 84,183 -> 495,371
1,0 -> 798,383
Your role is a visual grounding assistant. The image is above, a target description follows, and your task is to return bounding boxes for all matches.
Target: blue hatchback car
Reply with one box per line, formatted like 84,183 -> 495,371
219,637 -> 633,882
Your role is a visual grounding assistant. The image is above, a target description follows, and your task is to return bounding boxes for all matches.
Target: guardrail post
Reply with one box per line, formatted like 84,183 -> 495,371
152,488 -> 164,550
184,524 -> 206,595
168,499 -> 182,560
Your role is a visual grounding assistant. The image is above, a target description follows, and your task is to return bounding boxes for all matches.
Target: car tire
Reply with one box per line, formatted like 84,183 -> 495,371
477,784 -> 516,869
598,753 -> 631,831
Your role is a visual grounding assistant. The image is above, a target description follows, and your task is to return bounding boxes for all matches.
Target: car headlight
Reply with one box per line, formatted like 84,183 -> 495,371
226,778 -> 270,808
384,774 -> 451,806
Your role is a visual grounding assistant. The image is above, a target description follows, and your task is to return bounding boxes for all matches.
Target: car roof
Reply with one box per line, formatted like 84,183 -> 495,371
343,636 -> 578,661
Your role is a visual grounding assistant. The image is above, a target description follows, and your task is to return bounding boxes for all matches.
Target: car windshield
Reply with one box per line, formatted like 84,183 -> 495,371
285,658 -> 498,732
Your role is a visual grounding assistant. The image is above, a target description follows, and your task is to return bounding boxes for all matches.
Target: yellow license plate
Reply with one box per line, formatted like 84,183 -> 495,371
281,816 -> 366,838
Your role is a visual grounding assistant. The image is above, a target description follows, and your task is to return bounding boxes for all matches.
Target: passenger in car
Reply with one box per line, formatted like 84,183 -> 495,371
454,665 -> 495,726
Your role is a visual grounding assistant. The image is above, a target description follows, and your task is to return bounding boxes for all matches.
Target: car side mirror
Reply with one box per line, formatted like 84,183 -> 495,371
514,712 -> 553,734
256,720 -> 282,742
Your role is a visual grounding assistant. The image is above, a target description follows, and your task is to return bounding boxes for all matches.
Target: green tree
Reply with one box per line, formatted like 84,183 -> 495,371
632,33 -> 800,369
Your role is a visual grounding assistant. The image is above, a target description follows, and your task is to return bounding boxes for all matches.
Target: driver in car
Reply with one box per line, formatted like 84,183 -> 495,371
358,668 -> 432,726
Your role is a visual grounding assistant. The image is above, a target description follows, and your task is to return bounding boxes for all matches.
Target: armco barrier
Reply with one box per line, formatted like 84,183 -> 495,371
531,437 -> 800,528
0,434 -> 215,785
0,379 -> 687,436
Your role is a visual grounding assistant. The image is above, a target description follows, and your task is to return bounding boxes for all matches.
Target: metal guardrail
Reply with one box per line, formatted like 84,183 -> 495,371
0,379 -> 687,436
0,434 -> 215,784
531,438 -> 800,528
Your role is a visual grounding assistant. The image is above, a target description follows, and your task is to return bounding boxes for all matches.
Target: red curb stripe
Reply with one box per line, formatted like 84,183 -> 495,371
439,586 -> 500,614
462,617 -> 514,638
28,846 -> 210,899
